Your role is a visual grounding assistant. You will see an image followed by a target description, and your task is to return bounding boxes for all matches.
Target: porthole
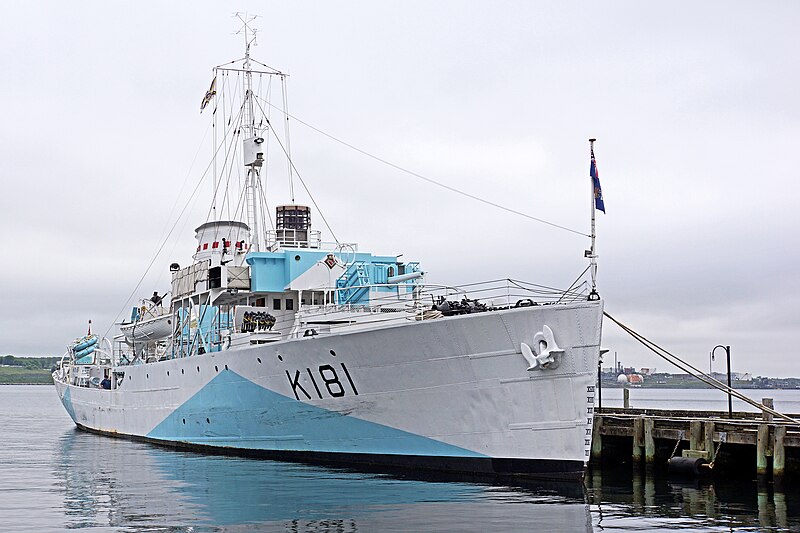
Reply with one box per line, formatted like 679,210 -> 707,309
330,350 -> 337,357
257,358 -> 262,364
206,418 -> 210,424
215,366 -> 218,372
181,368 -> 185,375
277,354 -> 283,361
294,255 -> 301,261
224,364 -> 228,370
182,418 -> 186,424
146,374 -> 149,379
167,371 -> 170,376
197,366 -> 200,372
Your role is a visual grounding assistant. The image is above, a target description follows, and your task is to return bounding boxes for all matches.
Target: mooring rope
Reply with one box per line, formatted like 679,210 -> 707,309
604,311 -> 800,425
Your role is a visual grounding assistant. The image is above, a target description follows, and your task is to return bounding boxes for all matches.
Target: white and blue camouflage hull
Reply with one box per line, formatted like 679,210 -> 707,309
55,301 -> 603,478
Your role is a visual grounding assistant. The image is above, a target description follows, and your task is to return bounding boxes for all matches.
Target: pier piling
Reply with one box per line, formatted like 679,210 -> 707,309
633,416 -> 644,463
756,424 -> 770,478
591,417 -> 603,463
704,421 -> 715,462
644,417 -> 655,465
774,425 -> 786,481
689,421 -> 702,451
590,406 -> 800,481
762,398 -> 774,422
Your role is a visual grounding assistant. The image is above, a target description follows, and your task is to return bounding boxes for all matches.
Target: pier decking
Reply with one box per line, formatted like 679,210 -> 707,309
591,401 -> 800,481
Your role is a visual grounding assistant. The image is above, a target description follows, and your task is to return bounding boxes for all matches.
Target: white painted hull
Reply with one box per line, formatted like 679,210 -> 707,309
55,301 -> 603,478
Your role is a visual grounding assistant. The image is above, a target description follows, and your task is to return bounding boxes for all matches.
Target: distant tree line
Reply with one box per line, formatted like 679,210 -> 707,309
1,355 -> 60,370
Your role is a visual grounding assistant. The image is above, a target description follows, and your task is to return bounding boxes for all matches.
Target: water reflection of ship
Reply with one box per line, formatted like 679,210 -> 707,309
55,428 -> 593,530
587,466 -> 799,531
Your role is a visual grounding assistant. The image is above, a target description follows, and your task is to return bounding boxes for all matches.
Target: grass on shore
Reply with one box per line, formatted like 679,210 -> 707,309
0,366 -> 53,384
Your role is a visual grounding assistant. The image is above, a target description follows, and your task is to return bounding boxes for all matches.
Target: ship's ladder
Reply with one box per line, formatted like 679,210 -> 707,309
336,262 -> 371,304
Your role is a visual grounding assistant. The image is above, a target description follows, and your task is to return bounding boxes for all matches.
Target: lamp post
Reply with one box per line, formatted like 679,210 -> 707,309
712,344 -> 732,418
597,349 -> 609,409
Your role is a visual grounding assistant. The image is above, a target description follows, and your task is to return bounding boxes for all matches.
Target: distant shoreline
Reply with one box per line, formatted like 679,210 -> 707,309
601,383 -> 800,390
0,368 -> 54,385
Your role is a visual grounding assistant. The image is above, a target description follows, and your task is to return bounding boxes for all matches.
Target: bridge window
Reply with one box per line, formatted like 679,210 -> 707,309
285,298 -> 294,311
273,298 -> 282,310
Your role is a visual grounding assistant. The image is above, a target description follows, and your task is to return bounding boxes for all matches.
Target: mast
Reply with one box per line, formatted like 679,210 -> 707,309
237,13 -> 265,252
588,138 -> 600,300
242,19 -> 256,140
212,67 -> 218,221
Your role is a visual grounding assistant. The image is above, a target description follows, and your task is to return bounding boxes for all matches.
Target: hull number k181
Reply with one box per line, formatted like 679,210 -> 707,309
286,363 -> 359,400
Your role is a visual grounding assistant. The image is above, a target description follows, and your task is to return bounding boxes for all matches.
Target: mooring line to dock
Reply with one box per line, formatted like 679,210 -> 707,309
604,312 -> 800,424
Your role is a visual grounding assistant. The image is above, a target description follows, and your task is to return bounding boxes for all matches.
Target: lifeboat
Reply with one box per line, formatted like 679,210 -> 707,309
120,308 -> 173,343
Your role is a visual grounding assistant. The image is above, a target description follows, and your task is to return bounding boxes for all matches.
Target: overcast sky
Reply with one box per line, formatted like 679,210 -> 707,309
1,2 -> 798,377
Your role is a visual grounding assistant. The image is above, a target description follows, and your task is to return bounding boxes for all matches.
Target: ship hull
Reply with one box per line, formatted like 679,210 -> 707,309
55,301 -> 603,479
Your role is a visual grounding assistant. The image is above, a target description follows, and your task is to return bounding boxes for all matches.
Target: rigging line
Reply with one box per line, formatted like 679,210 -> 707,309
201,103 -> 248,238
147,122 -> 216,295
281,75 -> 295,202
604,312 -> 800,424
112,100 -> 245,338
257,98 -> 590,238
101,120 -> 235,341
221,138 -> 241,223
219,112 -> 255,246
507,277 -> 587,295
212,109 -> 247,228
152,118 -> 213,260
249,58 -> 286,74
556,265 -> 592,304
259,77 -> 274,231
611,320 -> 721,389
213,57 -> 247,69
506,281 -> 586,300
224,118 -> 249,230
257,178 -> 270,244
258,169 -> 274,231
252,97 -> 339,244
223,72 -> 241,223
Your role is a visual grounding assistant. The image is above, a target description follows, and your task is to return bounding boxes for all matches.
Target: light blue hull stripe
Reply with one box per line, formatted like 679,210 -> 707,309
61,386 -> 77,423
146,370 -> 487,458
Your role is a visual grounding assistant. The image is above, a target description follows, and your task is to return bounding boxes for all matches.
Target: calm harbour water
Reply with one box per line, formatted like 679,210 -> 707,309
1,385 -> 798,532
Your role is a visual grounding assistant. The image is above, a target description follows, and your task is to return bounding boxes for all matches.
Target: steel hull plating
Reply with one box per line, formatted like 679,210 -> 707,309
55,301 -> 603,479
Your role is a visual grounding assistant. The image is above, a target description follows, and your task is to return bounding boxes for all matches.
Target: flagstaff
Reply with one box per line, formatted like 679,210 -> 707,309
587,138 -> 603,300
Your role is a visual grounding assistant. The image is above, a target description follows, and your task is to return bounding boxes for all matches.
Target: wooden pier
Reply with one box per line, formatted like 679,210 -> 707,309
591,399 -> 800,481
